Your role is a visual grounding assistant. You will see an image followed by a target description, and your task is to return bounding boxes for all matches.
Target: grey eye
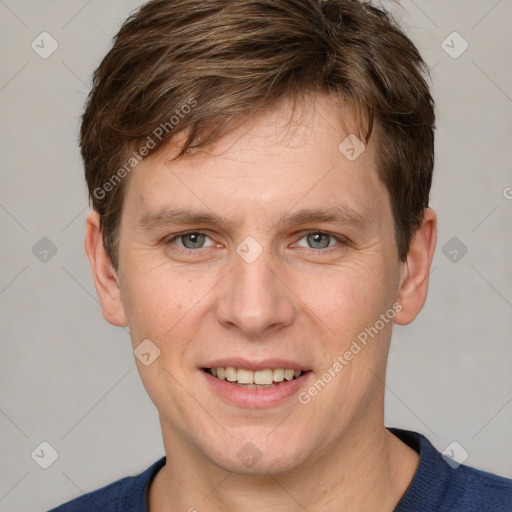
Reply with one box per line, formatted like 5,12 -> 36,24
304,232 -> 334,249
179,232 -> 208,249
295,231 -> 341,250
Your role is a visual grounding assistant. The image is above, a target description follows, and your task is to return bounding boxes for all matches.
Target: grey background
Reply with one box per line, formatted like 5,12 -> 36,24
1,1 -> 511,510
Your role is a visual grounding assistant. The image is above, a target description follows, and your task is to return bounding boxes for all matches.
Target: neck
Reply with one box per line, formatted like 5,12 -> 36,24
149,418 -> 419,512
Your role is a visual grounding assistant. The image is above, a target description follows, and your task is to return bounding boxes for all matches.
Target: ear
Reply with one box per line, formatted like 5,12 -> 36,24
84,210 -> 128,327
394,208 -> 437,325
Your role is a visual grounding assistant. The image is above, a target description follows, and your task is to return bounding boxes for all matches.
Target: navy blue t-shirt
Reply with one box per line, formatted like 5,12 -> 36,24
48,428 -> 512,511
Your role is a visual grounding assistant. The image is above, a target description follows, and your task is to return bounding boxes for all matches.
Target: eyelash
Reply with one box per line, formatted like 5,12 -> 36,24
165,230 -> 349,254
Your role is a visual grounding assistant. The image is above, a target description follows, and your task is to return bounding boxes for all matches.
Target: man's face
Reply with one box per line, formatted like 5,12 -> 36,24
113,93 -> 405,473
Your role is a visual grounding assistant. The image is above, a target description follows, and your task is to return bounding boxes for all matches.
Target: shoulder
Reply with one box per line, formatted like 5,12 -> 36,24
47,478 -> 129,511
452,464 -> 512,511
47,456 -> 166,512
389,428 -> 512,512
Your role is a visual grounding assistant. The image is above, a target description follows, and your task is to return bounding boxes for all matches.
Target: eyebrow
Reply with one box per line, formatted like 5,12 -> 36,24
136,205 -> 370,232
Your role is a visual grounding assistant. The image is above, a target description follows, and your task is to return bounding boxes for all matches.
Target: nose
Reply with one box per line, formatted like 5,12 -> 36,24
215,248 -> 296,339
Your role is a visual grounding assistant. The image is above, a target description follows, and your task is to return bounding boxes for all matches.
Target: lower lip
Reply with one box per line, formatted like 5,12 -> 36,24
201,370 -> 312,408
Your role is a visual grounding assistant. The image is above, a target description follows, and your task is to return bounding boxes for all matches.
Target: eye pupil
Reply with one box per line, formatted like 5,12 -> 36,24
307,232 -> 330,249
183,232 -> 205,249
175,232 -> 338,252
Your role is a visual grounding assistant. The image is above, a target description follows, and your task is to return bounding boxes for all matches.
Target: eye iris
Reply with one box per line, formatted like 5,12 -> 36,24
307,233 -> 330,249
179,233 -> 333,250
183,233 -> 205,249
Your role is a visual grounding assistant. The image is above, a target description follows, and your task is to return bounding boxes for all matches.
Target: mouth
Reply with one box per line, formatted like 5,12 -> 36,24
200,359 -> 313,407
202,366 -> 310,389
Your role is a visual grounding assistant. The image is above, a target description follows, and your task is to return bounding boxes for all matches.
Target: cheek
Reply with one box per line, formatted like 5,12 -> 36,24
298,257 -> 394,340
120,257 -> 191,344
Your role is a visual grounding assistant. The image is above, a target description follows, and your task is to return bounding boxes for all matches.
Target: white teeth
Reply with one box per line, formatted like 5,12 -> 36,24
237,368 -> 254,384
254,369 -> 274,385
273,368 -> 285,382
284,369 -> 295,381
225,367 -> 237,382
208,367 -> 303,384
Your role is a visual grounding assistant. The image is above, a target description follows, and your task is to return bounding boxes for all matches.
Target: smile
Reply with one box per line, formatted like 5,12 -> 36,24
201,363 -> 312,407
203,367 -> 303,387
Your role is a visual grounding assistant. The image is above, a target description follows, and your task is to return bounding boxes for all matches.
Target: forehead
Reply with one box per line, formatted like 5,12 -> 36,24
121,92 -> 388,230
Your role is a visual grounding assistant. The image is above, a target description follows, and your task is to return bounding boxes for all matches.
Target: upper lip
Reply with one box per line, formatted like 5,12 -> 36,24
202,358 -> 310,372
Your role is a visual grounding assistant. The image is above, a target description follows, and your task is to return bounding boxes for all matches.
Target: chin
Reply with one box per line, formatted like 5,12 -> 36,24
201,428 -> 313,475
211,450 -> 309,475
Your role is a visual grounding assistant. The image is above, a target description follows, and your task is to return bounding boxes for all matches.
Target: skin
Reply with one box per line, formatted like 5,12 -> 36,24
85,92 -> 437,511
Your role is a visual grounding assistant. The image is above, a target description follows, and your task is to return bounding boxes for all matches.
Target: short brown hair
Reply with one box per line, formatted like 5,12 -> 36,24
80,0 -> 435,269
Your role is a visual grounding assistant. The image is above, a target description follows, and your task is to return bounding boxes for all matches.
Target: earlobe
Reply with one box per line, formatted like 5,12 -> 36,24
394,208 -> 437,326
84,210 -> 128,327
